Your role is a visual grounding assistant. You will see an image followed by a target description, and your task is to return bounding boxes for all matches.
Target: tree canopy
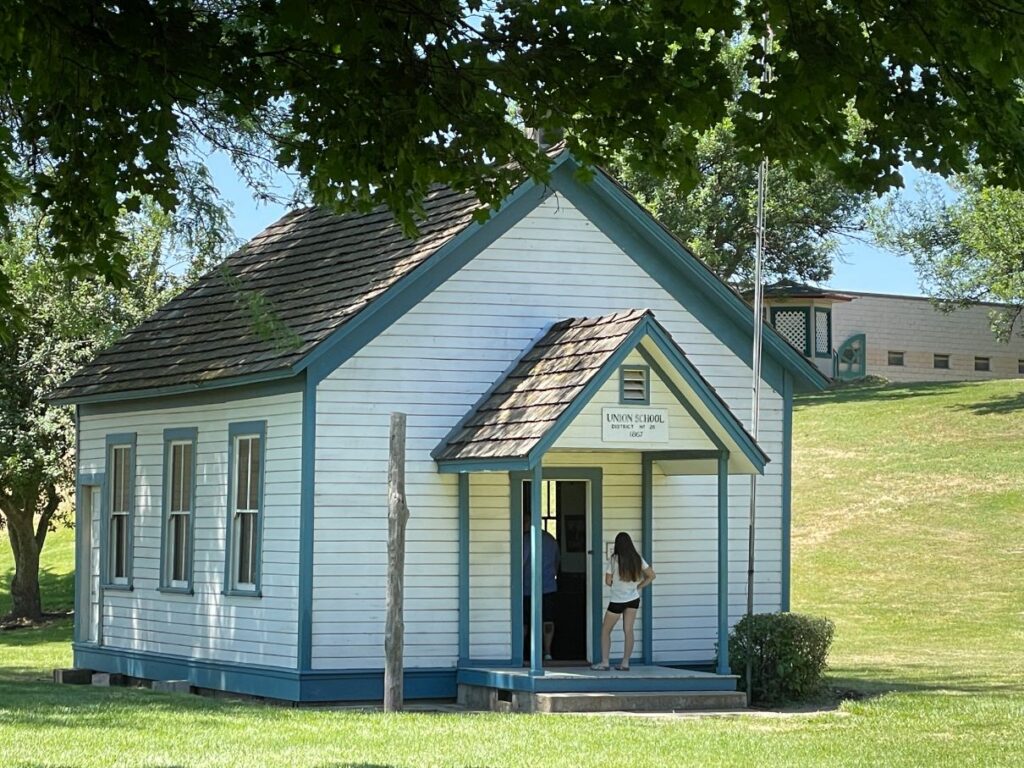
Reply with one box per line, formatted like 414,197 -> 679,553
0,198 -> 232,620
2,1 -> 1024,319
871,172 -> 1024,340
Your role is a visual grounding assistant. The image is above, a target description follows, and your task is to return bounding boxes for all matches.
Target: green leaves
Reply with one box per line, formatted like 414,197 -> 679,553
1,0 -> 1024,317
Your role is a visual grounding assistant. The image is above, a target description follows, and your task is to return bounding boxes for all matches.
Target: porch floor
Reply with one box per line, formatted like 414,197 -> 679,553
457,664 -> 738,694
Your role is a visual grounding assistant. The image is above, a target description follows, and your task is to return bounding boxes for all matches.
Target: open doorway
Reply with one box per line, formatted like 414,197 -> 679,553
523,479 -> 590,664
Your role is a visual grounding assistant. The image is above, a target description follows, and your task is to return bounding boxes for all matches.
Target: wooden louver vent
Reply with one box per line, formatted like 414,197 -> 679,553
622,367 -> 648,401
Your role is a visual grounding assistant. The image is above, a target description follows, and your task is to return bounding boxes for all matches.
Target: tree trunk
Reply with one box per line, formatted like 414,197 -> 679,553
384,412 -> 410,712
5,510 -> 43,621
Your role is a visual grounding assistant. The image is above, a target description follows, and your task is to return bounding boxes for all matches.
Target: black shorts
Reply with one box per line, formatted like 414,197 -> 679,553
607,598 -> 640,614
524,592 -> 556,624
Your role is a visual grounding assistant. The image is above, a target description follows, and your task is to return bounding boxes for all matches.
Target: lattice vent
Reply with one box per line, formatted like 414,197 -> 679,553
773,310 -> 808,353
815,312 -> 830,354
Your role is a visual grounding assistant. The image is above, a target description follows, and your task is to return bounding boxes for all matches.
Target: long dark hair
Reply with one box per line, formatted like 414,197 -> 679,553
613,532 -> 643,582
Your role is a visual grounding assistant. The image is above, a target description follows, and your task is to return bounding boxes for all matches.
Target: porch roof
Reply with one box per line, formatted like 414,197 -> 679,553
432,309 -> 768,474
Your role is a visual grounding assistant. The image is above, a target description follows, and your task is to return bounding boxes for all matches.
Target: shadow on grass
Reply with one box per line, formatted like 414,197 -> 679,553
827,673 -> 1024,700
796,380 -> 980,408
948,390 -> 1024,415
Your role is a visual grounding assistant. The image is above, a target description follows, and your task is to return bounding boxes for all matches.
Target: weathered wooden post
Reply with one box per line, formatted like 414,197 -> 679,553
384,412 -> 410,712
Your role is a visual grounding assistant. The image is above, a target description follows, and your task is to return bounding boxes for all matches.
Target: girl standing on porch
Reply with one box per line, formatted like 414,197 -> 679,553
592,532 -> 656,671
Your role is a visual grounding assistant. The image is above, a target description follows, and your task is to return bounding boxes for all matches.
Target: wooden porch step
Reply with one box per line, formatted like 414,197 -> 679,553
532,690 -> 747,713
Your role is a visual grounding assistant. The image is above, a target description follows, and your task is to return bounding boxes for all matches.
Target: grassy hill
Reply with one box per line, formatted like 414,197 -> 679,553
793,379 -> 1024,691
1,378 -> 1023,766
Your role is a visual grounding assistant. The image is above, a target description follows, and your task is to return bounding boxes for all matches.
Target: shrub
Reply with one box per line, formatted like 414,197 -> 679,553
727,612 -> 835,706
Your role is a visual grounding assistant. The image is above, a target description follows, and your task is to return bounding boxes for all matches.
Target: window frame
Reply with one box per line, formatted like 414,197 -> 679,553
813,307 -> 833,359
769,306 -> 812,357
1018,359 -> 1024,375
974,356 -> 991,372
101,433 -> 136,591
160,427 -> 198,594
887,351 -> 905,367
619,365 -> 651,405
933,354 -> 951,370
223,421 -> 267,597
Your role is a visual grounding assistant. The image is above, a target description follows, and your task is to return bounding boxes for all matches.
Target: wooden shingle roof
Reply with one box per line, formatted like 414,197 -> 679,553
50,186 -> 484,402
434,309 -> 653,462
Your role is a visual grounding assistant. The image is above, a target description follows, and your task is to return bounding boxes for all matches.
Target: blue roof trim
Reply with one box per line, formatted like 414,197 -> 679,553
641,320 -> 768,473
436,314 -> 767,474
548,159 -> 829,394
300,177 -> 558,385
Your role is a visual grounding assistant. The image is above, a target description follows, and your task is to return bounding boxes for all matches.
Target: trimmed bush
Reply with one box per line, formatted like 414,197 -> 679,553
728,612 -> 834,706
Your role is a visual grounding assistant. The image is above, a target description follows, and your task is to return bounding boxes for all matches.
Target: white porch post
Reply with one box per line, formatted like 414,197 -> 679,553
717,451 -> 730,675
529,462 -> 545,676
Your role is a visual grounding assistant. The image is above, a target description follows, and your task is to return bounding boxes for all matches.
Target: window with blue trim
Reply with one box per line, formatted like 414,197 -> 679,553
227,423 -> 266,594
104,437 -> 135,587
619,366 -> 650,404
162,429 -> 197,591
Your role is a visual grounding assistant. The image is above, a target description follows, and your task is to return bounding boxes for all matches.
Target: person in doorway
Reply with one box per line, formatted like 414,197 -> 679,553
592,531 -> 655,671
523,518 -> 560,662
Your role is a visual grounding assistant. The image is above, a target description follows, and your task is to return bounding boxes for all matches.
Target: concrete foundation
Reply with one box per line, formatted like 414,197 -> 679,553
457,684 -> 746,714
151,680 -> 193,695
91,672 -> 127,687
53,668 -> 93,685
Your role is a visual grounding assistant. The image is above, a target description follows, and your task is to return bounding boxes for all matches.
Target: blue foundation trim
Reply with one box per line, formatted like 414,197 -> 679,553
781,372 -> 794,611
223,420 -> 267,597
298,373 -> 316,669
457,473 -> 470,663
641,455 -> 653,665
72,644 -> 457,702
716,451 -> 730,675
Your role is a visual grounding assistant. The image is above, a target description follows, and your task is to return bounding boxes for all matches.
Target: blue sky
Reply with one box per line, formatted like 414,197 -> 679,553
208,151 -> 926,297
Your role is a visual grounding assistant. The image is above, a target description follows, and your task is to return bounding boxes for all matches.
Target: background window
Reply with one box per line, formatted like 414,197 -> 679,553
975,357 -> 991,372
770,308 -> 811,356
934,354 -> 951,370
888,351 -> 905,367
814,308 -> 832,357
1019,360 -> 1024,375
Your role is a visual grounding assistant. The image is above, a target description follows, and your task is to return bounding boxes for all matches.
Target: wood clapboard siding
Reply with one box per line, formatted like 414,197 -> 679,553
832,292 -> 1024,382
78,392 -> 302,668
313,194 -> 785,669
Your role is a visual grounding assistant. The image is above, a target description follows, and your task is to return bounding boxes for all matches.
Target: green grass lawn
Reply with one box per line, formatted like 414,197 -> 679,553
2,379 -> 1023,766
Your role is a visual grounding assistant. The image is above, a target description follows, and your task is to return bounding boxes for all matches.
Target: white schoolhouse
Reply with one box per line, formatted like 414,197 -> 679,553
53,149 -> 827,706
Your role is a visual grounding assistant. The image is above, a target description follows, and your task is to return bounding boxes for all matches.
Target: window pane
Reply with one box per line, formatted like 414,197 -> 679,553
236,438 -> 250,511
119,447 -> 131,512
180,443 -> 192,512
237,512 -> 256,585
111,514 -> 126,579
171,514 -> 189,582
170,445 -> 183,512
248,437 -> 260,510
